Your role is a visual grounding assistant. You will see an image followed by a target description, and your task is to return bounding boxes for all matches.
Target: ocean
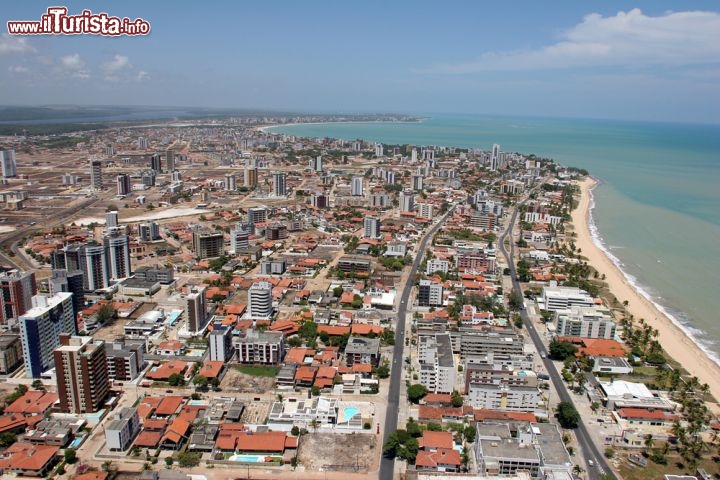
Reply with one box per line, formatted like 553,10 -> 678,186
266,114 -> 720,363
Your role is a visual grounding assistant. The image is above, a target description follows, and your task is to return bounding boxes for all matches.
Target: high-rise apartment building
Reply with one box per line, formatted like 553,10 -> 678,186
351,176 -> 364,196
192,229 -> 224,259
185,286 -> 207,334
399,189 -> 415,213
19,292 -> 77,378
363,216 -> 381,239
411,174 -> 424,191
165,149 -> 175,172
48,269 -> 84,317
248,281 -> 273,319
490,144 -> 500,171
116,174 -> 131,196
247,207 -> 267,225
244,167 -> 258,188
272,172 -> 287,197
0,149 -> 17,177
90,160 -> 103,190
0,270 -> 37,326
224,173 -> 236,191
54,335 -> 109,414
104,231 -> 131,280
150,153 -> 162,173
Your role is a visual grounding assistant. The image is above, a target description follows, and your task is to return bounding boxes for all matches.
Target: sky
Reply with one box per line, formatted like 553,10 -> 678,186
1,1 -> 720,123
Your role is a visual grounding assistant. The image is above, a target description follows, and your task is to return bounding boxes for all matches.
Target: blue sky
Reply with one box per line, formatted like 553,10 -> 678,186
1,1 -> 720,123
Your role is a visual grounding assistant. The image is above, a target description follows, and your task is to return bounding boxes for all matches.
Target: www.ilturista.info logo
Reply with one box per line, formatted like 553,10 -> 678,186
7,7 -> 150,36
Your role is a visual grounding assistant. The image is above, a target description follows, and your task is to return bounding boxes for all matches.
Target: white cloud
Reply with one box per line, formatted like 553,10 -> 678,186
59,53 -> 90,79
102,55 -> 132,79
8,65 -> 29,74
421,9 -> 720,73
136,70 -> 149,81
0,34 -> 36,55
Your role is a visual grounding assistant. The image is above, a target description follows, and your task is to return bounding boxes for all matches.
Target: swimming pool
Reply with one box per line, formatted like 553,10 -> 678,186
228,454 -> 269,463
341,406 -> 360,423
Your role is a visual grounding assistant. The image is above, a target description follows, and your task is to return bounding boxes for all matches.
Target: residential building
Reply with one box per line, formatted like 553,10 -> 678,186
467,383 -> 539,411
105,407 -> 141,451
426,259 -> 449,276
133,265 -> 174,284
345,336 -> 380,366
0,443 -> 59,477
363,216 -> 381,239
418,203 -> 434,220
592,356 -> 633,375
459,329 -> 524,359
265,222 -> 288,240
166,149 -> 175,172
116,174 -> 131,196
351,176 -> 363,196
185,286 -> 208,334
599,380 -> 675,410
230,225 -> 250,252
337,256 -> 371,274
224,173 -> 236,191
247,281 -> 273,319
489,144 -> 501,171
554,306 -> 617,339
311,193 -> 328,209
0,270 -> 37,326
150,153 -> 162,173
418,280 -> 443,307
0,149 -> 17,177
412,174 -> 424,191
209,324 -> 233,362
244,167 -> 258,188
272,172 -> 287,196
48,269 -> 84,318
418,333 -> 456,394
0,333 -> 23,374
233,330 -> 284,364
105,338 -> 145,381
54,335 -> 109,414
247,206 -> 267,225
19,292 -> 76,378
541,285 -> 595,311
192,229 -> 224,259
260,259 -> 286,275
138,222 -> 160,241
90,160 -> 103,190
104,231 -> 131,280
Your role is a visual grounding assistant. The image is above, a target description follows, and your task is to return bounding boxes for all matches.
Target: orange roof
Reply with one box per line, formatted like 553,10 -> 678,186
155,396 -> 184,416
415,448 -> 462,468
215,431 -> 238,450
473,409 -> 537,423
161,417 -> 191,445
557,337 -> 628,357
5,390 -> 58,415
285,347 -> 314,364
422,393 -> 453,405
75,473 -> 109,480
295,366 -> 317,383
200,360 -> 224,379
134,430 -> 163,448
234,431 -> 288,452
317,325 -> 350,336
419,431 -> 454,450
0,443 -> 59,473
316,365 -> 337,379
352,363 -> 373,373
157,339 -> 184,352
340,291 -> 355,304
351,324 -> 384,335
145,360 -> 188,380
142,418 -> 168,431
617,408 -> 678,421
0,414 -> 27,433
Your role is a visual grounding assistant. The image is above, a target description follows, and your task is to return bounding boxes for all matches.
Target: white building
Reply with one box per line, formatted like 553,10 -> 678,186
467,383 -> 540,411
105,407 -> 141,451
363,216 -> 381,239
418,333 -> 456,394
399,189 -> 415,213
418,203 -> 434,219
412,174 -> 424,191
0,149 -> 17,177
209,324 -> 233,362
351,176 -> 364,196
224,173 -> 236,191
418,280 -> 443,307
19,292 -> 76,378
426,259 -> 449,275
554,306 -> 616,339
233,330 -> 284,364
541,285 -> 595,312
248,281 -> 273,319
272,172 -> 287,197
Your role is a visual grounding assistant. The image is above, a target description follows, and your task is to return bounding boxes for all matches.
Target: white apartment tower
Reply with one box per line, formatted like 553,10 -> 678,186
363,216 -> 381,239
0,150 -> 17,178
351,176 -> 364,196
272,172 -> 287,197
248,281 -> 273,319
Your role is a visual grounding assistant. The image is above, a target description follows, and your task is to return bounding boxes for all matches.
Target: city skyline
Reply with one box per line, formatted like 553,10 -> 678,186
1,1 -> 720,123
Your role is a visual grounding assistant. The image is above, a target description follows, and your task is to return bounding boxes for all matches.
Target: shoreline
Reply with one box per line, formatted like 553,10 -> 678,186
256,118 -> 426,133
574,177 -> 720,401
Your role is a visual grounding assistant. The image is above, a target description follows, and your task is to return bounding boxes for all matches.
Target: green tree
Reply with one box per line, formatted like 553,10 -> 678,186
168,372 -> 185,386
0,432 -> 16,448
383,429 -> 419,463
96,303 -> 116,324
165,456 -> 174,467
193,375 -> 209,390
508,290 -> 524,310
557,401 -> 580,429
407,384 -> 428,404
64,448 -> 78,464
451,390 -> 463,408
406,419 -> 422,438
374,364 -> 390,379
549,340 -> 578,360
463,425 -> 476,443
177,452 -> 201,467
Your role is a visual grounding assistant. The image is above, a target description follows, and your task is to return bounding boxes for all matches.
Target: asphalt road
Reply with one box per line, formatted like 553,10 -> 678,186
379,207 -> 454,480
499,204 -> 615,480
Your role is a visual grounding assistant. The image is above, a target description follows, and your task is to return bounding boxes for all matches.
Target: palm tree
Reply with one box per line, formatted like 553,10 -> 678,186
643,434 -> 654,455
309,418 -> 319,432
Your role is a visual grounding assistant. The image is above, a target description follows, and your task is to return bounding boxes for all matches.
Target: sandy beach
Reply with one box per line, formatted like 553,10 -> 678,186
573,177 -> 720,402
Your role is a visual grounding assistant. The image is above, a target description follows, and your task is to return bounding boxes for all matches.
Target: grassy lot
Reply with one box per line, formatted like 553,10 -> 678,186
234,365 -> 280,377
616,452 -> 719,480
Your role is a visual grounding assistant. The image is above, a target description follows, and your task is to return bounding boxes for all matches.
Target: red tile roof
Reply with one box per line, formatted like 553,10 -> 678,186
0,414 -> 27,433
419,431 -> 454,450
617,408 -> 678,421
145,360 -> 188,380
415,448 -> 462,468
0,443 -> 59,473
5,391 -> 58,415
155,396 -> 184,416
235,431 -> 288,452
317,325 -> 351,336
473,409 -> 538,423
134,430 -> 163,448
200,361 -> 224,379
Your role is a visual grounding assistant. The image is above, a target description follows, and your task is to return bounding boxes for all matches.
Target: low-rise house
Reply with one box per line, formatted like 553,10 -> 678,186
0,443 -> 59,477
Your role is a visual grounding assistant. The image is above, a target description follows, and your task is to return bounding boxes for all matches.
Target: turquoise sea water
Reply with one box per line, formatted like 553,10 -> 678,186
267,115 -> 720,362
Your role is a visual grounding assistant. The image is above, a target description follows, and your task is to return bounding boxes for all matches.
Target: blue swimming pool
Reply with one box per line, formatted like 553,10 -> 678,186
229,454 -> 267,463
342,406 -> 360,422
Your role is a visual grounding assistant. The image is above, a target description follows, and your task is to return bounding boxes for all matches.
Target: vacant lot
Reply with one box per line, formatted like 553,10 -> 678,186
298,432 -> 376,472
222,367 -> 276,393
236,365 -> 280,377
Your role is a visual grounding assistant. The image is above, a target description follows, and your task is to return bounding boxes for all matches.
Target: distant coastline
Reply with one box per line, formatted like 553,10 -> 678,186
258,117 -> 426,134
